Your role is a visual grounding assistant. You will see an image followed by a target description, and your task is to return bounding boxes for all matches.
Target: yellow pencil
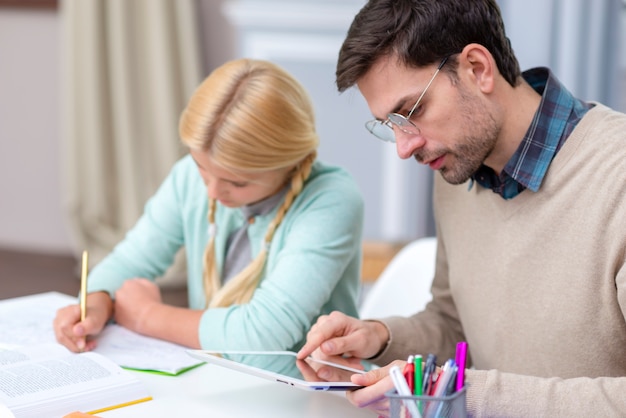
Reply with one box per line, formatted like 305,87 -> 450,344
80,250 -> 89,321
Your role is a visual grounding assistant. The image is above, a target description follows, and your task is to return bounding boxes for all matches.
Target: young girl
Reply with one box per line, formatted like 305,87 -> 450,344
53,58 -> 364,352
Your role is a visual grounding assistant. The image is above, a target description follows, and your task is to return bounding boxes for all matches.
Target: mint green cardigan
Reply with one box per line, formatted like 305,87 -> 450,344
88,155 -> 364,351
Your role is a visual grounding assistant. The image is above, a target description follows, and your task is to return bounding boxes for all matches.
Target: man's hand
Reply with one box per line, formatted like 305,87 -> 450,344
297,311 -> 390,360
347,361 -> 406,417
296,353 -> 364,382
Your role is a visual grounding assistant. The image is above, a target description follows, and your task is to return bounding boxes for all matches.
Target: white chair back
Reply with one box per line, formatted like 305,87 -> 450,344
359,237 -> 437,319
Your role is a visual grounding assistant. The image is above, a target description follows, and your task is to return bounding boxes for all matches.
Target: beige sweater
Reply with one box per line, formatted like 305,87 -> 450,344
375,104 -> 626,417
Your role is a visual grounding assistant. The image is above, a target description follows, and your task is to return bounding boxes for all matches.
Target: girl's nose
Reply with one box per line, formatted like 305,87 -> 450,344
206,181 -> 224,200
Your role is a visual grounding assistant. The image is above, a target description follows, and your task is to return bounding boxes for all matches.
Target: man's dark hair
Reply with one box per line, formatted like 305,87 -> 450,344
336,0 -> 521,91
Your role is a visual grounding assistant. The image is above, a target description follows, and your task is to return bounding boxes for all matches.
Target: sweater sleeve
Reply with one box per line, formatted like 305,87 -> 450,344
465,369 -> 626,417
464,252 -> 626,417
197,168 -> 364,351
86,160 -> 187,295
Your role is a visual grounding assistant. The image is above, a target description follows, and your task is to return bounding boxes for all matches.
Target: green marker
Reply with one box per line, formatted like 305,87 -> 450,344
413,354 -> 423,395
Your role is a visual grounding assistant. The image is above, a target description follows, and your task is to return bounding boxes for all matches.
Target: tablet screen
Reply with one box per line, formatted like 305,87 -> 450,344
187,350 -> 371,391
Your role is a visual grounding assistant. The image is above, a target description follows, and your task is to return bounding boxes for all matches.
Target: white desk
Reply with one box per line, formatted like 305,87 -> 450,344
0,293 -> 376,417
100,363 -> 376,417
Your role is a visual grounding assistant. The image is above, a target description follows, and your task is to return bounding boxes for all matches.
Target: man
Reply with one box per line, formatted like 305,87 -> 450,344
297,0 -> 626,416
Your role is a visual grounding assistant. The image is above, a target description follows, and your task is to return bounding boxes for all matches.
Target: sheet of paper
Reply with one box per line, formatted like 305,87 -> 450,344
0,292 -> 203,375
95,324 -> 203,375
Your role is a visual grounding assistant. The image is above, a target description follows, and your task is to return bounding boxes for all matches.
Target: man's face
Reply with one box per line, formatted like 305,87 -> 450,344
357,55 -> 501,185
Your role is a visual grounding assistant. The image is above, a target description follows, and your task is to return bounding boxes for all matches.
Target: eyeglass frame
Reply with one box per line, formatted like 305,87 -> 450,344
365,56 -> 450,143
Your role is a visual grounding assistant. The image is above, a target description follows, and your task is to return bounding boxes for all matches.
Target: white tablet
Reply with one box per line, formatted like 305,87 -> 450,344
186,350 -> 368,391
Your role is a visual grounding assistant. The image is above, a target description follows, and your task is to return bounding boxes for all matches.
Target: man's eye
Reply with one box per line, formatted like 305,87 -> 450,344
408,104 -> 424,119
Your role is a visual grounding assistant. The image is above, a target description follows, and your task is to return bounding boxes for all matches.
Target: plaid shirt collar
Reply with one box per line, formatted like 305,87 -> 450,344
470,67 -> 591,199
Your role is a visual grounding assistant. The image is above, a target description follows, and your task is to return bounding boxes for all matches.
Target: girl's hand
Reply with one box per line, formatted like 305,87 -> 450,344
53,291 -> 113,352
113,278 -> 162,334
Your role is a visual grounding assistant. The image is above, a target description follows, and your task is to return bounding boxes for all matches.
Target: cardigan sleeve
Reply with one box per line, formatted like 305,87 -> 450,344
86,159 -> 188,296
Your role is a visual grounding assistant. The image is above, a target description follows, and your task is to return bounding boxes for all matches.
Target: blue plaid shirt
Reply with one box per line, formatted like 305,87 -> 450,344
470,67 -> 593,199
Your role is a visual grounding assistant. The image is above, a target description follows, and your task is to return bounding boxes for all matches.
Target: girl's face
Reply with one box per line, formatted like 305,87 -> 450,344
190,149 -> 293,208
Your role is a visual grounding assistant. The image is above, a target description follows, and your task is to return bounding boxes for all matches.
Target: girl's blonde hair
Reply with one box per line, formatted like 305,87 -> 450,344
179,59 -> 319,308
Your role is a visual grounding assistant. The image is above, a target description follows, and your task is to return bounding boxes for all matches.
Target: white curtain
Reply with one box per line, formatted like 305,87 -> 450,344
61,0 -> 203,284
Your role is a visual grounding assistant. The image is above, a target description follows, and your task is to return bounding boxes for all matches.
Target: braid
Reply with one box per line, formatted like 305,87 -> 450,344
202,199 -> 219,308
264,151 -> 316,244
208,151 -> 317,308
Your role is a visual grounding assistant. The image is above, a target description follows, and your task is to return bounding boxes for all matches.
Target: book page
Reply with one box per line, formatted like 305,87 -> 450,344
0,292 -> 76,347
0,344 -> 70,366
1,352 -> 114,398
0,345 -> 150,418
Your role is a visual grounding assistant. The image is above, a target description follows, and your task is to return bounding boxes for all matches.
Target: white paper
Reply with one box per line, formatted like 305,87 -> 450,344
95,324 -> 203,374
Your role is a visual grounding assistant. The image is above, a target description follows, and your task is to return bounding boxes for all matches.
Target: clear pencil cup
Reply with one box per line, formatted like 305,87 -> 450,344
386,387 -> 467,418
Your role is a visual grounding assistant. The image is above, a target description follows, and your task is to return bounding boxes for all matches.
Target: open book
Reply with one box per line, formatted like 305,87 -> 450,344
0,343 -> 152,418
0,292 -> 204,376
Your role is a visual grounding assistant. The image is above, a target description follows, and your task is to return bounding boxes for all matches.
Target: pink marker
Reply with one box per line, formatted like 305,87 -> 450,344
455,341 -> 468,391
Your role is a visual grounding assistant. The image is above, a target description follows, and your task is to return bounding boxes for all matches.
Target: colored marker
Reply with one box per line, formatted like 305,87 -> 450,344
455,341 -> 468,391
413,354 -> 423,396
403,355 -> 415,394
422,354 -> 436,395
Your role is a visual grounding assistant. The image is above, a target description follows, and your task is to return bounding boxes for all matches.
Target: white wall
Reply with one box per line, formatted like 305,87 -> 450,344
0,2 -> 624,255
0,7 -> 70,254
622,1 -> 626,111
501,0 -> 625,111
222,0 -> 432,242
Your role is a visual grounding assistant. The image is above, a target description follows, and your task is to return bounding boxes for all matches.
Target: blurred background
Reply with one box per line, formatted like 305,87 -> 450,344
0,0 -> 624,293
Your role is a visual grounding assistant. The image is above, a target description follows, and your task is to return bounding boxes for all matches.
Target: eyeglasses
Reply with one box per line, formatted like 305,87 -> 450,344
365,56 -> 449,143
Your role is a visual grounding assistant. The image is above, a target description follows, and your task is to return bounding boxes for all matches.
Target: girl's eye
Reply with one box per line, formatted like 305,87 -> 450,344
231,182 -> 248,188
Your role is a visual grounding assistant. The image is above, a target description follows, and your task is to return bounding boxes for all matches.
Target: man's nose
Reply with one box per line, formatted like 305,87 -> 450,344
394,129 -> 426,160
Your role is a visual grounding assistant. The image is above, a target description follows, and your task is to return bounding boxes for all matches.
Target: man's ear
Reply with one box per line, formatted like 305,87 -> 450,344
458,43 -> 496,94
